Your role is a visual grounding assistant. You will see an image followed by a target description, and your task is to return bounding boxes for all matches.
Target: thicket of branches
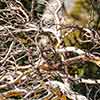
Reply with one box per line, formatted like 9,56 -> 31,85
0,0 -> 100,100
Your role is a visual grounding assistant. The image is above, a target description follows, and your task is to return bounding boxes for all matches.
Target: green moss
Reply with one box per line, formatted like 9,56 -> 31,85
64,30 -> 81,48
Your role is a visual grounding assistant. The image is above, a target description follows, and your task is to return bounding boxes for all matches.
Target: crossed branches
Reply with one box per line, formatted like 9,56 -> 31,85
0,0 -> 100,100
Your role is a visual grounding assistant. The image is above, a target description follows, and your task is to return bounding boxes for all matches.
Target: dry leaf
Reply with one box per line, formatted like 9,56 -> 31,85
60,95 -> 67,100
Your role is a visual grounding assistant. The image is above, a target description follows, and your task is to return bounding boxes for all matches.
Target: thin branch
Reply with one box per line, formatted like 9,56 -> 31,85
0,41 -> 14,64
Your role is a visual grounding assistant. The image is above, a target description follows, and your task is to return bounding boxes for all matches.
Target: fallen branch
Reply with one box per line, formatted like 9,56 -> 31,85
46,80 -> 88,100
56,47 -> 85,55
56,47 -> 100,67
79,78 -> 100,84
